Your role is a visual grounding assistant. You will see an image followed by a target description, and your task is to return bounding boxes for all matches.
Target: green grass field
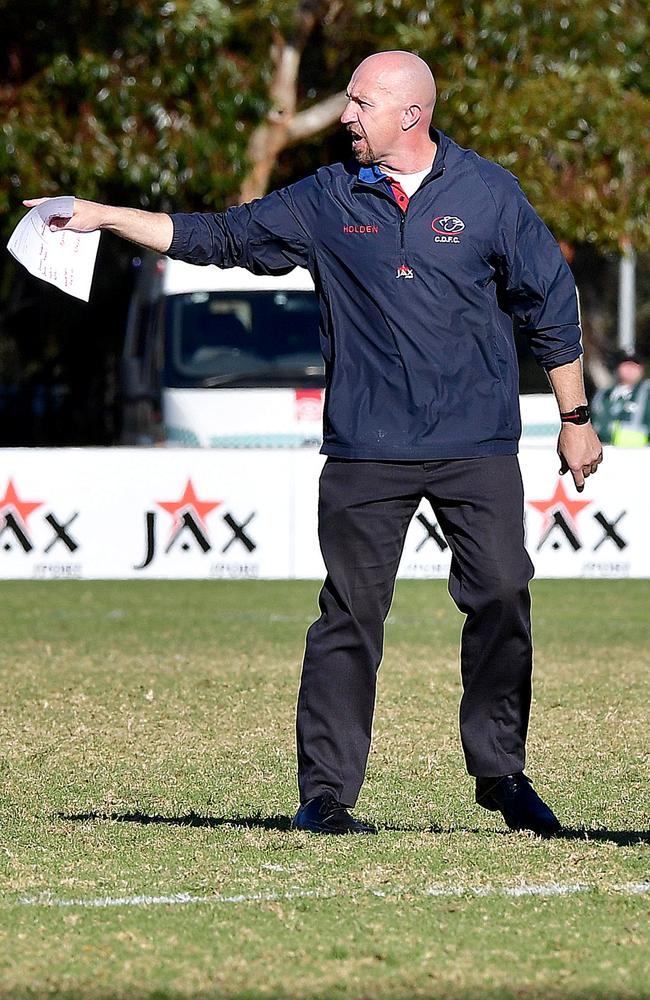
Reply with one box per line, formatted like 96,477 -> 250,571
0,579 -> 648,999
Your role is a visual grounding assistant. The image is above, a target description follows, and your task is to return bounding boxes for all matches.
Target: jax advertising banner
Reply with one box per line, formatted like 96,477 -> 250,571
0,447 -> 647,579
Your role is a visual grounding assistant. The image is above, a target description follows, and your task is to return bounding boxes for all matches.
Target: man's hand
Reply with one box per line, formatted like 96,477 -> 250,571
23,197 -> 107,233
557,422 -> 603,493
22,197 -> 173,253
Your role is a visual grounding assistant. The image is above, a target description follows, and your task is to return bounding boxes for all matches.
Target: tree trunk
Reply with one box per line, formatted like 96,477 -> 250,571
238,0 -> 346,203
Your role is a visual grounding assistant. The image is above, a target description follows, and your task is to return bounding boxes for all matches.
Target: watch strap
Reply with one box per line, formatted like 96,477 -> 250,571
560,404 -> 591,425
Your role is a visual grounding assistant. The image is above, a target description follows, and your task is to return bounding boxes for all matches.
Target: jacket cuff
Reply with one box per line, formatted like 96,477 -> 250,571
540,334 -> 584,371
166,214 -> 187,258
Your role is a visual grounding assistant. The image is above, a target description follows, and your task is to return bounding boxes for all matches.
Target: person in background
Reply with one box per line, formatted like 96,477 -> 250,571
591,353 -> 650,447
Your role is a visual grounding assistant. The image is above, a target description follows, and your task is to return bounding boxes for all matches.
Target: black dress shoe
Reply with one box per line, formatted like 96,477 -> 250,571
292,793 -> 377,835
475,772 -> 561,837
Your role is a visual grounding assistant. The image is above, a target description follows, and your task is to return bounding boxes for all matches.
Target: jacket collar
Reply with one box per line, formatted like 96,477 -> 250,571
357,164 -> 387,185
353,128 -> 448,188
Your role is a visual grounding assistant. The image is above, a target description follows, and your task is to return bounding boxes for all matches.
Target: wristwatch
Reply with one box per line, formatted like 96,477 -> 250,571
560,404 -> 591,425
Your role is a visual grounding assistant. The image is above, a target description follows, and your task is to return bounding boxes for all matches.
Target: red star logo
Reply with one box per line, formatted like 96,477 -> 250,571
0,478 -> 44,531
156,478 -> 221,535
527,478 -> 592,535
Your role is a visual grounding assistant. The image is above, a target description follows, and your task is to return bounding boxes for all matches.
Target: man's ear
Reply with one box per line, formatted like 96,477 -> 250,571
402,104 -> 422,131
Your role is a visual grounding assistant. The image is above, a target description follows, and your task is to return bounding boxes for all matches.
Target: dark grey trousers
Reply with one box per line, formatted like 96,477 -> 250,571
296,455 -> 535,806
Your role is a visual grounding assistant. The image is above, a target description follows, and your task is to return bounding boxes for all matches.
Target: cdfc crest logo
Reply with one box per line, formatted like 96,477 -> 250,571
432,215 -> 465,244
432,215 -> 465,235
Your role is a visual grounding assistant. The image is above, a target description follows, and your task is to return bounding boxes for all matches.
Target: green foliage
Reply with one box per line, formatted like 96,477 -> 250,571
334,0 -> 650,249
0,0 -> 269,217
0,0 -> 648,248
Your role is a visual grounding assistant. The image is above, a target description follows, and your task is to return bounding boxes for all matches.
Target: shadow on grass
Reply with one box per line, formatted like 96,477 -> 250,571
382,824 -> 650,843
57,813 -> 649,844
58,811 -> 293,831
57,811 -> 448,834
556,827 -> 650,847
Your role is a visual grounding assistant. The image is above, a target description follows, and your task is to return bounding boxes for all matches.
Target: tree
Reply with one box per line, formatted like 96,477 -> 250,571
1,0 -> 648,248
238,1 -> 347,202
0,0 -> 266,215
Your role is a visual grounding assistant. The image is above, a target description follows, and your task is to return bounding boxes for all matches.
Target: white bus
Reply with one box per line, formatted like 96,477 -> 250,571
120,254 -> 559,447
121,254 -> 325,447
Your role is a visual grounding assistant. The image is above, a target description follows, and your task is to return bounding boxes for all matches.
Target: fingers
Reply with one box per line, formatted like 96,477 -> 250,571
23,199 -> 72,229
573,450 -> 604,490
572,467 -> 585,492
559,449 -> 586,491
558,425 -> 604,492
584,450 -> 604,478
559,451 -> 593,492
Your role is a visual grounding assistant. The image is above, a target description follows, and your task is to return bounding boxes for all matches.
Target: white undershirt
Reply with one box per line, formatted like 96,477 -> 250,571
386,163 -> 434,198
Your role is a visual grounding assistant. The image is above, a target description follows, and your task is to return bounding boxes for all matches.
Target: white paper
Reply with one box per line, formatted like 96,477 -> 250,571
7,197 -> 100,302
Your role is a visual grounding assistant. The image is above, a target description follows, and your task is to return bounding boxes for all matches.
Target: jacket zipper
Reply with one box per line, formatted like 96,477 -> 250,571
396,166 -> 445,273
354,165 -> 445,275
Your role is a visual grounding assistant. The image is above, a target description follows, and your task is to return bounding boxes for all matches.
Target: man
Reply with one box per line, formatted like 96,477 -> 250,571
27,51 -> 602,838
591,352 -> 650,447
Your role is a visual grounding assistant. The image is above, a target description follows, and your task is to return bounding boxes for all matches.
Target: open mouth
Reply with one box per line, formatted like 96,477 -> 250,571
348,129 -> 364,146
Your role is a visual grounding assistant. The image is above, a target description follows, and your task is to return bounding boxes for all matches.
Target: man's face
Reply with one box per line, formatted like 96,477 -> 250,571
617,360 -> 644,387
340,68 -> 402,166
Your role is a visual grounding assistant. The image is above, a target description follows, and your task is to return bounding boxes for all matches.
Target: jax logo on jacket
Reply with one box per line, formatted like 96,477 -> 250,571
432,215 -> 465,244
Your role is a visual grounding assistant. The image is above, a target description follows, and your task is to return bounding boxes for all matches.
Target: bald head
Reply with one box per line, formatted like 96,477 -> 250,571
353,51 -> 436,123
341,51 -> 438,171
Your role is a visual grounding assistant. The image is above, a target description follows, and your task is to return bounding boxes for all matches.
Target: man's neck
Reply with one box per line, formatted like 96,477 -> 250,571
378,139 -> 437,175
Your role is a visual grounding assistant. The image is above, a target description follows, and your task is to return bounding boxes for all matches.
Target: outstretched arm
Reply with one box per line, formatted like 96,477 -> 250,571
25,182 -> 314,272
547,357 -> 603,493
23,198 -> 173,254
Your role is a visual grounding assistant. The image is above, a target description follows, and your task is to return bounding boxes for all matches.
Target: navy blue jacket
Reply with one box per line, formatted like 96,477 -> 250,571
168,130 -> 582,460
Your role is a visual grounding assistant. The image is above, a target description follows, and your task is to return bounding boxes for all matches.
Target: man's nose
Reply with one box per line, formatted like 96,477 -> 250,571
340,102 -> 355,125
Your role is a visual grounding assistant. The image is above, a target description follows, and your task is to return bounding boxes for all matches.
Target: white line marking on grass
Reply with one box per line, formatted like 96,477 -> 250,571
11,882 -> 650,911
624,882 -> 650,894
16,889 -> 329,910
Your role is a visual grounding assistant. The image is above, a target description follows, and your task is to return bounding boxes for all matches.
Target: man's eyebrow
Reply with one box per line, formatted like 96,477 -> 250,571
346,90 -> 371,104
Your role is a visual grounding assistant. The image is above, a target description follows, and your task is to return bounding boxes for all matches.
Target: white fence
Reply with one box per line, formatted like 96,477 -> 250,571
0,447 -> 647,579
